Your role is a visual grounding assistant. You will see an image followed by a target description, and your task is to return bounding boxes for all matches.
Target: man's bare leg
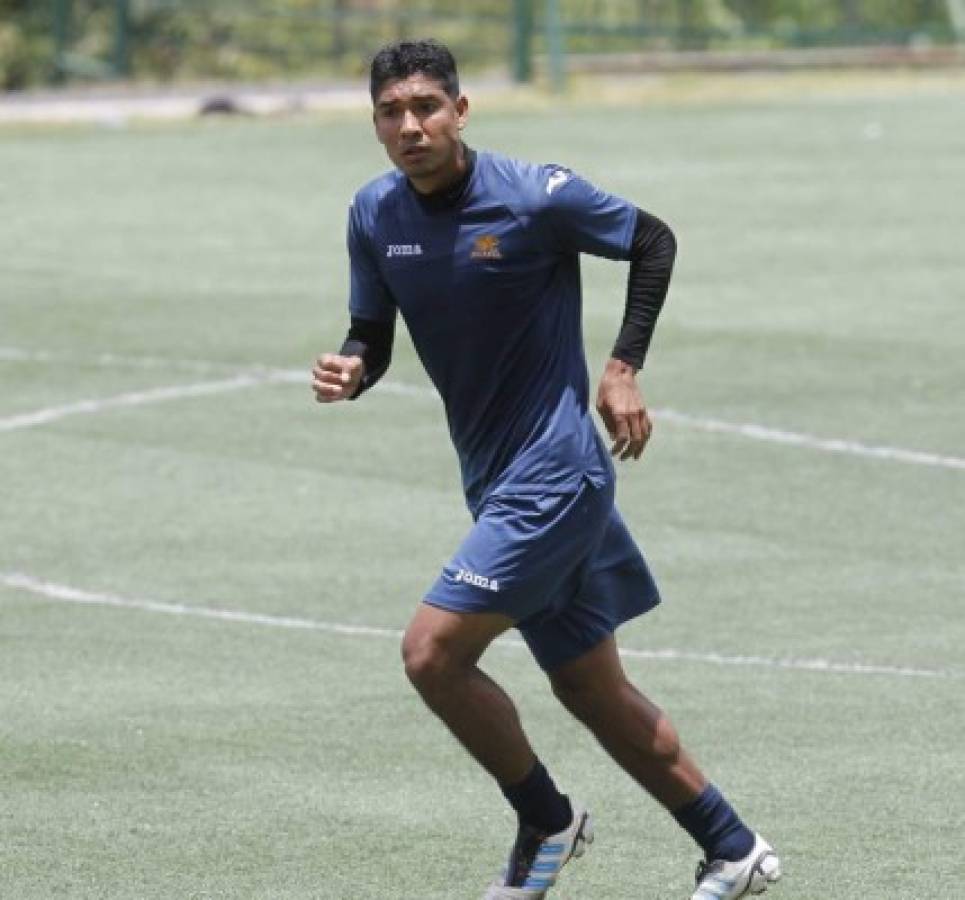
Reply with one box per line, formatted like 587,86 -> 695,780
403,603 -> 595,897
548,635 -> 706,809
548,633 -> 771,885
401,602 -> 536,785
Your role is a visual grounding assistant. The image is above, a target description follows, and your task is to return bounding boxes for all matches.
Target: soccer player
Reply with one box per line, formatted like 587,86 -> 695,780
312,39 -> 781,900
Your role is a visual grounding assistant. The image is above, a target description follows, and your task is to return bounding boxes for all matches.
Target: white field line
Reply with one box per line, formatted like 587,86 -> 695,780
367,379 -> 965,471
1,572 -> 957,680
654,409 -> 965,471
0,346 -> 247,374
0,371 -> 294,433
1,348 -> 963,471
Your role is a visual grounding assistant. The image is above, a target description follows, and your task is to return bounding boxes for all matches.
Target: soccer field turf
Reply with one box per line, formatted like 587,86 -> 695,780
2,81 -> 964,897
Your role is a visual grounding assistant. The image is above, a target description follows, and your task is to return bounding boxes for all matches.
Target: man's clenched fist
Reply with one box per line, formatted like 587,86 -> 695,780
312,353 -> 365,403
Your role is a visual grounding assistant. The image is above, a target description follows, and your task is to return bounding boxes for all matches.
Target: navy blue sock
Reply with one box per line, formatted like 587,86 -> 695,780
672,784 -> 755,862
500,760 -> 573,834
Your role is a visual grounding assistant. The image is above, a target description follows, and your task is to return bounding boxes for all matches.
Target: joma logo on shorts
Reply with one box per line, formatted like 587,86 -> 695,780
454,569 -> 499,592
386,243 -> 423,258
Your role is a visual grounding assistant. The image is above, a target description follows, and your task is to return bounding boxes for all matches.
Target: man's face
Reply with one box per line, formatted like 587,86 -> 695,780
373,74 -> 469,188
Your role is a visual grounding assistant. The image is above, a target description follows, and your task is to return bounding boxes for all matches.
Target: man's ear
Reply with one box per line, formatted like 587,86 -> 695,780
455,94 -> 469,130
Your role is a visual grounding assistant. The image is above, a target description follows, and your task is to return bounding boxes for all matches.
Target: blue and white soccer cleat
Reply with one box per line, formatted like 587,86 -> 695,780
691,833 -> 782,899
483,805 -> 594,899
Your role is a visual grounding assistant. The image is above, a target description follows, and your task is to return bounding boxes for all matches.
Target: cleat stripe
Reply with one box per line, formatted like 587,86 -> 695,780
530,862 -> 558,873
487,808 -> 593,897
538,843 -> 565,854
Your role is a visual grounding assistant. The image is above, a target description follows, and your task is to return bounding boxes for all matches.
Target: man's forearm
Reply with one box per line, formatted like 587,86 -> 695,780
339,316 -> 395,398
610,208 -> 677,370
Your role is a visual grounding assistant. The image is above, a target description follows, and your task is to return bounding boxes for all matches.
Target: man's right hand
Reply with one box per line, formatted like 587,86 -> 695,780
312,353 -> 365,403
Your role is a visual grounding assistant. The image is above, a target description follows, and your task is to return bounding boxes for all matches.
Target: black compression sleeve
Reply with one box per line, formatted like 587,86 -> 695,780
611,208 -> 677,370
339,316 -> 395,399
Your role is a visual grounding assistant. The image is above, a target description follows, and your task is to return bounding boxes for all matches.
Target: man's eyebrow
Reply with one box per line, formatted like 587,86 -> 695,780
377,92 -> 443,108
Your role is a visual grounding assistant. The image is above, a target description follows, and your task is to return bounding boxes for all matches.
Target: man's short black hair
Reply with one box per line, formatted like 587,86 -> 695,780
369,39 -> 460,102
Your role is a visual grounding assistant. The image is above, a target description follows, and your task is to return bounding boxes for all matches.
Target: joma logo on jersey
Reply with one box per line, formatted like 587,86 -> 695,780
386,243 -> 423,258
454,569 -> 499,591
470,235 -> 502,260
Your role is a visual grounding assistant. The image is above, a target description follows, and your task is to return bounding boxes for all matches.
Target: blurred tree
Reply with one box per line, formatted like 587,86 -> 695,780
0,0 -> 956,90
0,0 -> 50,88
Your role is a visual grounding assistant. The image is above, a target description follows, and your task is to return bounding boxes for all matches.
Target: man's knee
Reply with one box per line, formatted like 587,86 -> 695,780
550,673 -> 607,723
401,628 -> 458,696
401,603 -> 508,695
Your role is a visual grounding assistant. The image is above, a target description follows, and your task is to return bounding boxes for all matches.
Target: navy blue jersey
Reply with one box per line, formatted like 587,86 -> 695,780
348,150 -> 637,514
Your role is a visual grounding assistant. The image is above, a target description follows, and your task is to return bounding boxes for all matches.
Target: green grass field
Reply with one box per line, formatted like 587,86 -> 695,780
2,79 -> 964,898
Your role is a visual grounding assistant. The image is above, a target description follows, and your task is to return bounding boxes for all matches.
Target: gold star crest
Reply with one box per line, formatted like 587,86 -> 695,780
470,234 -> 503,260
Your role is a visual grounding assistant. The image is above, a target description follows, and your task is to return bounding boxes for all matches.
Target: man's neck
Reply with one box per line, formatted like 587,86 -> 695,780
409,143 -> 469,196
409,145 -> 476,212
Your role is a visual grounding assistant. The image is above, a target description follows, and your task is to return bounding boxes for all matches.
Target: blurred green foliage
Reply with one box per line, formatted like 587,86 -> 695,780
0,0 -> 955,89
0,0 -> 53,88
559,0 -> 954,50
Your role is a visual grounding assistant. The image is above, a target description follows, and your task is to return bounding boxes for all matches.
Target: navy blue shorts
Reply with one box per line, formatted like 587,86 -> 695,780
424,478 -> 661,672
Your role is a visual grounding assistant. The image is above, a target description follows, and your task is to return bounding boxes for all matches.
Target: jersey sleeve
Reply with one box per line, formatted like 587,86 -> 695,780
539,167 -> 637,261
347,198 -> 397,324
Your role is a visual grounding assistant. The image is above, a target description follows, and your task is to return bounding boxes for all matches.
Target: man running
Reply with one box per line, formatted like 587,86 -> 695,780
312,39 -> 781,900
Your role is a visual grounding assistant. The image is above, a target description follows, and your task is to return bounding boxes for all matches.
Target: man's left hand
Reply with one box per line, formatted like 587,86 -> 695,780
595,358 -> 652,461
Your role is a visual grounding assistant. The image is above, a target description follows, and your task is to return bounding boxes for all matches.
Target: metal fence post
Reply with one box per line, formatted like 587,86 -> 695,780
545,0 -> 566,93
52,0 -> 72,83
332,0 -> 347,63
512,0 -> 534,82
113,0 -> 131,77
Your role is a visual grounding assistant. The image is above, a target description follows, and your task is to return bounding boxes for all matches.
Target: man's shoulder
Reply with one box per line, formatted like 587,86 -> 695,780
351,169 -> 407,217
477,150 -> 576,213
